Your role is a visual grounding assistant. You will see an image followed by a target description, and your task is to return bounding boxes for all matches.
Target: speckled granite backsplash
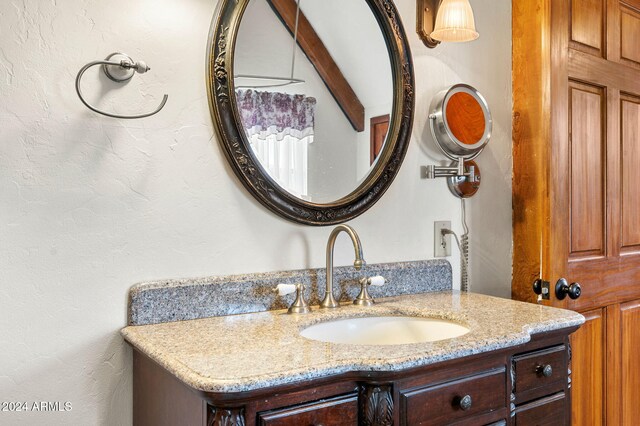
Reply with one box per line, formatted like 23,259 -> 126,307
128,259 -> 452,325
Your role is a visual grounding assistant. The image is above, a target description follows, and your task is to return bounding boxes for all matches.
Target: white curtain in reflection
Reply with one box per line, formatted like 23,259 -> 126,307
248,133 -> 312,199
236,89 -> 316,199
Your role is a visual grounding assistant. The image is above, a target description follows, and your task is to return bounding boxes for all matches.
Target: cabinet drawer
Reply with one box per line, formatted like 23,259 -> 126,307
513,392 -> 566,425
512,345 -> 566,403
257,393 -> 357,426
400,368 -> 506,426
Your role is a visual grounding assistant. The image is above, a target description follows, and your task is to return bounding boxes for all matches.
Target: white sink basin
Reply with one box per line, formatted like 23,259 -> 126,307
300,316 -> 470,345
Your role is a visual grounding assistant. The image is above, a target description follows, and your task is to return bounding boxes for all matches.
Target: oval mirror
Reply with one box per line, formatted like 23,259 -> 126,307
429,84 -> 492,161
208,0 -> 414,225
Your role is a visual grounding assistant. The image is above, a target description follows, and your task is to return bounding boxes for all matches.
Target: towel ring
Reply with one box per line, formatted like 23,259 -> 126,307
75,52 -> 168,119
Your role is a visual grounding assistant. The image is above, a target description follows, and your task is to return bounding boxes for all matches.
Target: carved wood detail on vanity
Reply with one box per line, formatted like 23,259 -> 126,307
358,384 -> 394,426
207,407 -> 245,426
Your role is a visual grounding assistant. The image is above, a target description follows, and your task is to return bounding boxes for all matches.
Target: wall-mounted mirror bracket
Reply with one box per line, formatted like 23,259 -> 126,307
426,157 -> 470,179
425,158 -> 481,198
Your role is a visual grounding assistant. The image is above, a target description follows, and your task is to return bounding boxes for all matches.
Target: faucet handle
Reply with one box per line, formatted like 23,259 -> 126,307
354,276 -> 386,306
275,283 -> 297,296
367,275 -> 386,287
275,283 -> 311,314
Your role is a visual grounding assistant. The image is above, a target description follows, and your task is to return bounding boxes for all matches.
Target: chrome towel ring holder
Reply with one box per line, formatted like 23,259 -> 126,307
75,52 -> 168,119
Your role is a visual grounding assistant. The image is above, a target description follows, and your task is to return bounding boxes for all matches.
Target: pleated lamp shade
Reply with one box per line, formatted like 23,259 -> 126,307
430,0 -> 479,43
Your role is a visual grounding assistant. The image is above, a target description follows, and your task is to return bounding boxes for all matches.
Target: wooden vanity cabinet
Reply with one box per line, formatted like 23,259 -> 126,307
132,327 -> 577,426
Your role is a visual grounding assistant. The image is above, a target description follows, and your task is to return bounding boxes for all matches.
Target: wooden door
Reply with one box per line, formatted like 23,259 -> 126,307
513,0 -> 640,424
563,0 -> 640,314
370,114 -> 389,164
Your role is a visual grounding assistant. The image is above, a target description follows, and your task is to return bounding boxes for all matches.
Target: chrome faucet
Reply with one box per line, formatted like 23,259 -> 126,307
320,225 -> 366,309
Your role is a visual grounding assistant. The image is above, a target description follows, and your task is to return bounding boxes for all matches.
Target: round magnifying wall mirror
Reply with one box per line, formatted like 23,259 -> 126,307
429,84 -> 492,160
207,0 -> 414,226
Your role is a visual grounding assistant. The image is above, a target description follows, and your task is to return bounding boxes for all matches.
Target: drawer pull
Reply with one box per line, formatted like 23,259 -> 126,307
457,394 -> 473,411
537,364 -> 553,377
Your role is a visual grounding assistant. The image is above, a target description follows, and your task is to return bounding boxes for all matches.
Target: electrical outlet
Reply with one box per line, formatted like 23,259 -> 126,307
434,221 -> 452,257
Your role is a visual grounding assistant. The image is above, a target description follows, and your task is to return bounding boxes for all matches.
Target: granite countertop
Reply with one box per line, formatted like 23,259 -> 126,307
121,291 -> 585,394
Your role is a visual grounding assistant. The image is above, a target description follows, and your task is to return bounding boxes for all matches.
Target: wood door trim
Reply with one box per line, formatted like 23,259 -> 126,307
512,0 -> 553,304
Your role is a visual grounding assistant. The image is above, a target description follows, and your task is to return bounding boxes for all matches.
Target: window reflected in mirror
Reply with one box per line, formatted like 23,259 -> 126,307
235,89 -> 316,199
234,0 -> 393,203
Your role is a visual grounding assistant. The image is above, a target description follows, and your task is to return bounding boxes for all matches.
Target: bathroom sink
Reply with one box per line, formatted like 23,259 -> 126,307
299,316 -> 470,345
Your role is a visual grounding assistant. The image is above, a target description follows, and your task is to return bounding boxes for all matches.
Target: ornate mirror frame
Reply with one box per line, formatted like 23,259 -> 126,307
207,0 -> 414,226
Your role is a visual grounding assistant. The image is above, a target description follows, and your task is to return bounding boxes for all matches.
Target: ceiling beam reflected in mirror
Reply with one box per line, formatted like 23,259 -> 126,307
267,0 -> 365,132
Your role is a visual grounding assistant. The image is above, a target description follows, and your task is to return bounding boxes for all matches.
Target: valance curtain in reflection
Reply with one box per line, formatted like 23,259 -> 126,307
236,89 -> 316,198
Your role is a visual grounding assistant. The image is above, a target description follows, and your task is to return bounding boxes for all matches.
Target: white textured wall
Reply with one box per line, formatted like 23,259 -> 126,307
0,0 -> 511,424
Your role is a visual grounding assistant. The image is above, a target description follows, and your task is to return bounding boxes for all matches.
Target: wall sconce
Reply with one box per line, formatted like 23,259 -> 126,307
416,0 -> 479,48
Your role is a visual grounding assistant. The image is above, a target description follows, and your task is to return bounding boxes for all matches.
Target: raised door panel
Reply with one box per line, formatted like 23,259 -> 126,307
570,309 -> 605,425
620,3 -> 640,67
569,82 -> 606,258
570,0 -> 606,56
621,95 -> 640,251
620,300 -> 640,425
